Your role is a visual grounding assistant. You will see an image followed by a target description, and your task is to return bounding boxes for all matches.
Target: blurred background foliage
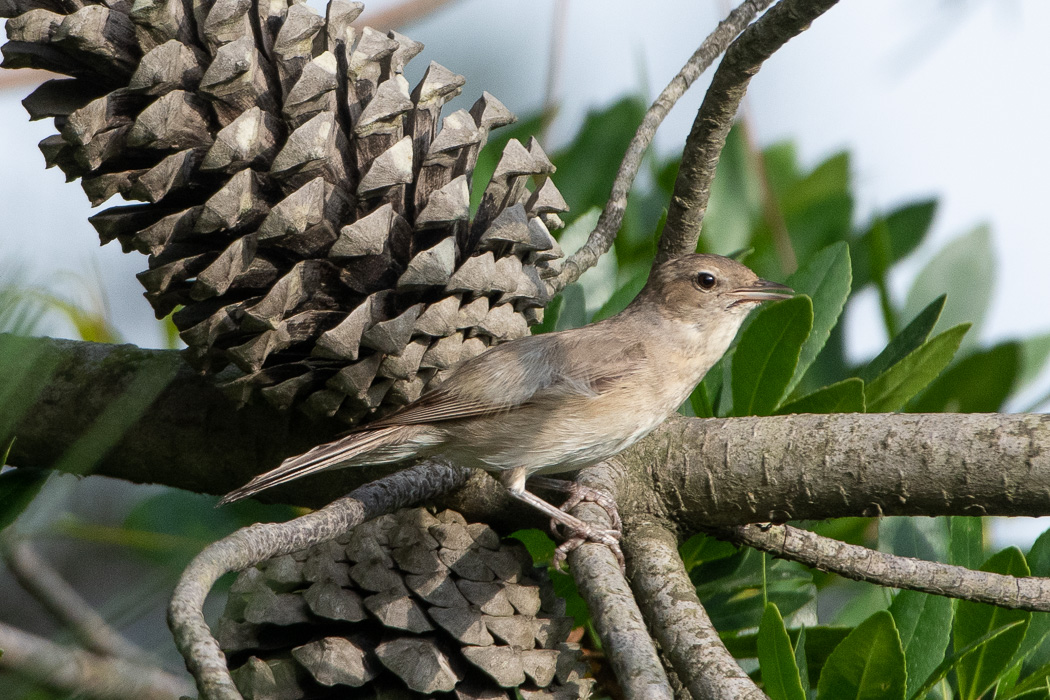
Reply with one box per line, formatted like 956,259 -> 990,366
3,89 -> 1050,698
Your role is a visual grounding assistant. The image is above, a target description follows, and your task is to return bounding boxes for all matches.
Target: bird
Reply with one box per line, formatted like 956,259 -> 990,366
221,253 -> 792,562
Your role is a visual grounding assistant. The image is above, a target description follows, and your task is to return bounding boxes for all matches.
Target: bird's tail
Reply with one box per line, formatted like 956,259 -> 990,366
219,425 -> 429,505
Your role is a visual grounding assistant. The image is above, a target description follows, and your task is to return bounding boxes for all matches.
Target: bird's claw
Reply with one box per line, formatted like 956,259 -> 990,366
552,526 -> 625,574
550,482 -> 623,533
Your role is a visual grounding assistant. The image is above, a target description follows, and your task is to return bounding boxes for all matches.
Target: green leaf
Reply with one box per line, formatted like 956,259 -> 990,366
902,225 -> 995,349
777,377 -> 864,414
554,284 -> 588,331
731,295 -> 814,416
1018,333 -> 1050,391
556,208 -> 618,318
723,626 -> 853,685
695,547 -> 815,633
907,620 -> 1026,700
0,464 -> 48,533
864,323 -> 969,413
759,603 -> 807,700
531,294 -> 562,335
955,547 -> 1032,700
816,610 -> 906,700
949,517 -> 984,570
1019,529 -> 1050,675
702,124 -> 764,256
851,200 -> 938,290
591,266 -> 649,322
679,532 -> 738,571
908,342 -> 1020,413
859,295 -> 946,383
796,627 -> 811,696
784,242 -> 852,395
890,589 -> 953,699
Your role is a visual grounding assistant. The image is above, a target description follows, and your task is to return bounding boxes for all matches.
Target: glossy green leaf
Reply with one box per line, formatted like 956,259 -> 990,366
702,125 -> 763,256
731,295 -> 813,416
880,516 -> 948,563
908,342 -> 1020,413
724,625 -> 852,686
864,323 -> 969,413
890,589 -> 952,699
851,200 -> 938,290
760,603 -> 807,700
679,532 -> 737,571
955,547 -> 1032,700
859,295 -> 946,383
784,242 -> 852,395
902,225 -> 994,350
907,620 -> 1025,700
816,610 -> 906,700
777,377 -> 864,414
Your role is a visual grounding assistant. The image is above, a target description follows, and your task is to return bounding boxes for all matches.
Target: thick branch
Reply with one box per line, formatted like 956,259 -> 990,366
568,465 -> 674,700
0,621 -> 192,700
168,460 -> 469,700
2,537 -> 145,661
548,0 -> 775,294
658,0 -> 839,262
8,337 -> 1050,528
626,520 -> 766,700
714,523 -> 1050,611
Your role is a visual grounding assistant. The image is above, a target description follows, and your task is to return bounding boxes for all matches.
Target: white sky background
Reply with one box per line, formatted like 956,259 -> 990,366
0,0 -> 1046,543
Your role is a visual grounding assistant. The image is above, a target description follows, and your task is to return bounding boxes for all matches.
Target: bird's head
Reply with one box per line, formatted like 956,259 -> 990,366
636,253 -> 793,327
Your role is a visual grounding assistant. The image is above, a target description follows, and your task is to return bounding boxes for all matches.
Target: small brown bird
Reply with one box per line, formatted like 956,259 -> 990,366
222,254 -> 791,559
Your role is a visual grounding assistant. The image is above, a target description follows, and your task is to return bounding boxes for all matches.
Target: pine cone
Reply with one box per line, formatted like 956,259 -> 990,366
219,508 -> 593,699
1,0 -> 567,422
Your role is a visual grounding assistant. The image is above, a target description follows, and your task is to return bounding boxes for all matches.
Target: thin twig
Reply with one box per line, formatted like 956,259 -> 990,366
1,536 -> 146,661
168,460 -> 470,700
713,523 -> 1050,611
658,0 -> 840,263
567,463 -> 675,700
0,621 -> 193,700
547,0 -> 776,295
627,520 -> 767,700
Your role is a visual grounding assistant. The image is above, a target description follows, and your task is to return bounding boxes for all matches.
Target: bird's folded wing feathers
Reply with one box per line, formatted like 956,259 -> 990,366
367,333 -> 645,428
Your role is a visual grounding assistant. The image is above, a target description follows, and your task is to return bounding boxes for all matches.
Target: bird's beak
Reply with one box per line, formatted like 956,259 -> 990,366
726,279 -> 794,307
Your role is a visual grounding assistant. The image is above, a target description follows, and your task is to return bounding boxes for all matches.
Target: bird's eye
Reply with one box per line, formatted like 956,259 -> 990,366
696,272 -> 717,290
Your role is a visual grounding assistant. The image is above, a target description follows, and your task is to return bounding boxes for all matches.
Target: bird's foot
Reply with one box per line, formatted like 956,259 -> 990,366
551,523 -> 624,573
527,476 -> 623,533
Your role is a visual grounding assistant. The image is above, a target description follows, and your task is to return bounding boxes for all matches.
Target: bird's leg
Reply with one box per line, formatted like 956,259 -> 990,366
500,468 -> 624,572
527,476 -> 623,532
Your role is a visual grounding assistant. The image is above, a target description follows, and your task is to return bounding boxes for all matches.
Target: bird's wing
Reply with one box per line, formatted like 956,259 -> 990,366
367,329 -> 647,428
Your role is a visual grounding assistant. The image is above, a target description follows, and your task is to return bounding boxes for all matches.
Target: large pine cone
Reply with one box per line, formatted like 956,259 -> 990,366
1,0 -> 567,422
220,508 -> 593,699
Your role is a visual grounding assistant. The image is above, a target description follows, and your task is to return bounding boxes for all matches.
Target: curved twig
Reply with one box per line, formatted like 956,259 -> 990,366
567,464 -> 675,700
627,520 -> 767,700
0,621 -> 192,700
658,0 -> 840,263
1,537 -> 146,661
168,460 -> 470,700
547,0 -> 775,295
713,523 -> 1050,611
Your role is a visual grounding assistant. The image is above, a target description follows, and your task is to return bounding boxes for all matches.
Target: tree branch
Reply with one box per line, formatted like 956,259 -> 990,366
567,464 -> 674,700
1,537 -> 146,661
547,0 -> 775,295
626,520 -> 767,700
658,0 -> 840,263
8,338 -> 1050,530
713,523 -> 1050,611
168,460 -> 469,700
0,621 -> 193,700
